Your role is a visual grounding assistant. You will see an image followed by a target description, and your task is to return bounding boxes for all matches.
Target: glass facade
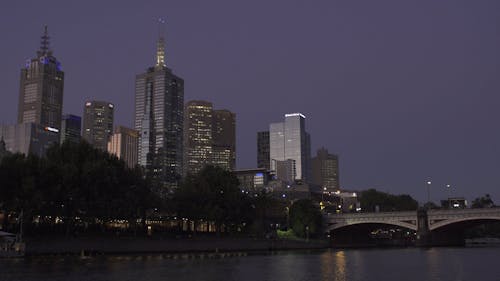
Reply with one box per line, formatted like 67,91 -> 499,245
269,113 -> 309,182
257,131 -> 270,170
135,67 -> 184,190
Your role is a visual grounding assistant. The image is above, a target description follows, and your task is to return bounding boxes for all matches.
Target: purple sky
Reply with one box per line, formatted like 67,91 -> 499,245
1,1 -> 499,203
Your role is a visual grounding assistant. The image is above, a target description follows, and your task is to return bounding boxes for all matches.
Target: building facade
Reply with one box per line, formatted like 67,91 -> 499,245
183,101 -> 236,175
134,23 -> 184,190
18,26 -> 64,132
212,109 -> 236,171
269,113 -> 310,182
0,123 -> 59,157
108,126 -> 139,169
311,147 -> 340,191
183,100 -> 213,175
257,131 -> 270,170
82,101 -> 114,151
60,114 -> 81,144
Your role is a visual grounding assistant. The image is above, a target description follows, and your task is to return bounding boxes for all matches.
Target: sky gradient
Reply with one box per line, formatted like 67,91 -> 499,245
1,0 -> 499,203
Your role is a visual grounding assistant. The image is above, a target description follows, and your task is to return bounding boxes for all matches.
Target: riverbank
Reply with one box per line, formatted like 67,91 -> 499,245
25,236 -> 330,256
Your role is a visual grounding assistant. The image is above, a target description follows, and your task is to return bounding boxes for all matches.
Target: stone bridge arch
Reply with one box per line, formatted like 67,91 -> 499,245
326,211 -> 418,232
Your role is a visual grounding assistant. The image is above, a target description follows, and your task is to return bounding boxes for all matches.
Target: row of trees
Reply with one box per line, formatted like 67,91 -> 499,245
0,141 -> 324,238
359,189 -> 419,212
0,141 -> 159,234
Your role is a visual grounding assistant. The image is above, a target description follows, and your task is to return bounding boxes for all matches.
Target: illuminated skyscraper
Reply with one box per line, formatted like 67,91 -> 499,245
135,20 -> 184,190
82,101 -> 114,151
183,100 -> 213,175
269,113 -> 310,182
183,101 -> 236,175
18,26 -> 64,132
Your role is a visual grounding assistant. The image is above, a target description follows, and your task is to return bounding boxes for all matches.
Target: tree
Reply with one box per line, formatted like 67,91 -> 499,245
360,189 -> 418,212
471,194 -> 494,208
289,199 -> 323,238
174,165 -> 254,234
0,141 -> 158,235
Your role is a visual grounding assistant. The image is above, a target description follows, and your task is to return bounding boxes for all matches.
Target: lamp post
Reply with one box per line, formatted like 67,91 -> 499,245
426,181 -> 432,206
445,184 -> 452,208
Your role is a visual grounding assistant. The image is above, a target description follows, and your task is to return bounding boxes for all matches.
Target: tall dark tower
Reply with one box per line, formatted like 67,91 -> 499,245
135,19 -> 184,193
18,26 -> 64,132
82,101 -> 114,151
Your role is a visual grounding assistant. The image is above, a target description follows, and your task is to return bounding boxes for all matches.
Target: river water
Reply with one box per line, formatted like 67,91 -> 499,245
1,247 -> 499,281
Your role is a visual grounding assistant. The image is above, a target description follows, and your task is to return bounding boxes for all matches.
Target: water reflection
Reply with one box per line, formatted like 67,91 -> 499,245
1,248 -> 499,281
334,250 -> 347,281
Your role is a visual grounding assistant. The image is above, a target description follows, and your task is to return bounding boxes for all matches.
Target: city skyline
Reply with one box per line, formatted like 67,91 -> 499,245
1,1 -> 499,203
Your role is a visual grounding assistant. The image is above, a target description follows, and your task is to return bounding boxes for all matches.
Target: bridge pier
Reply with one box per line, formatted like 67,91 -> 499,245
416,208 -> 431,247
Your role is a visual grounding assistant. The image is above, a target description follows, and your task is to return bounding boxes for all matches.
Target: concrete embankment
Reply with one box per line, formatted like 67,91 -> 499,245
25,236 -> 330,256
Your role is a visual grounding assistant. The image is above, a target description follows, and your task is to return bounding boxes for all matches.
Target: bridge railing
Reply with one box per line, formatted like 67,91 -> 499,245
325,210 -> 416,219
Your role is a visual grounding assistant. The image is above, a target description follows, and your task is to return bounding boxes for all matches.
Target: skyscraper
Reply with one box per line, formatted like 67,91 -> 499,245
18,26 -> 64,132
82,101 -> 114,151
60,114 -> 81,144
269,113 -> 310,182
257,131 -> 270,170
183,101 -> 236,175
311,147 -> 340,191
212,109 -> 236,171
135,20 -> 184,190
183,100 -> 213,175
108,126 -> 139,169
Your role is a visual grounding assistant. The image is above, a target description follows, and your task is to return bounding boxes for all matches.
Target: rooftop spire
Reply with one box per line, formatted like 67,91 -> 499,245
37,25 -> 53,57
156,18 -> 166,67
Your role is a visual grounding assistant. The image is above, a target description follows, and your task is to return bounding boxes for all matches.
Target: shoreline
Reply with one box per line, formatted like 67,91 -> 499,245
24,236 -> 330,256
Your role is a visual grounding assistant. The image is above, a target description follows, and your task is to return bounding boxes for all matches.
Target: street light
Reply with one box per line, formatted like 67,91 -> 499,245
426,181 -> 432,205
445,184 -> 452,208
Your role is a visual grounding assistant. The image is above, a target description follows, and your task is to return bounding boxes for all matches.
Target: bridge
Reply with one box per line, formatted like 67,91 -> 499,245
325,208 -> 500,246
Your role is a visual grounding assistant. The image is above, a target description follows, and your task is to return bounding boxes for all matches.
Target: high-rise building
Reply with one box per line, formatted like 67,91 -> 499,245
257,131 -> 270,170
269,113 -> 310,182
82,101 -> 114,151
183,100 -> 213,175
135,20 -> 184,190
60,114 -> 81,144
311,147 -> 340,191
0,123 -> 59,157
18,26 -> 64,132
108,126 -> 139,169
212,109 -> 236,171
183,101 -> 236,175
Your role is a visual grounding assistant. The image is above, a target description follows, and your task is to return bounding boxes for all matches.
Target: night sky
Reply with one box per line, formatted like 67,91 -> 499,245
1,1 -> 499,203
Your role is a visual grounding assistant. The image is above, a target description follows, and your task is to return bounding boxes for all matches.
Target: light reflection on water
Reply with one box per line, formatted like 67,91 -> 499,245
0,247 -> 499,281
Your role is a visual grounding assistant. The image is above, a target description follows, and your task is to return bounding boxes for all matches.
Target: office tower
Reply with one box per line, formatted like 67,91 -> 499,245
311,147 -> 340,191
108,126 -> 139,169
18,26 -> 64,132
82,101 -> 114,151
212,109 -> 236,171
0,123 -> 59,157
60,114 -> 81,144
257,131 -> 270,170
135,20 -> 184,190
183,100 -> 213,175
183,101 -> 236,175
269,113 -> 310,182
